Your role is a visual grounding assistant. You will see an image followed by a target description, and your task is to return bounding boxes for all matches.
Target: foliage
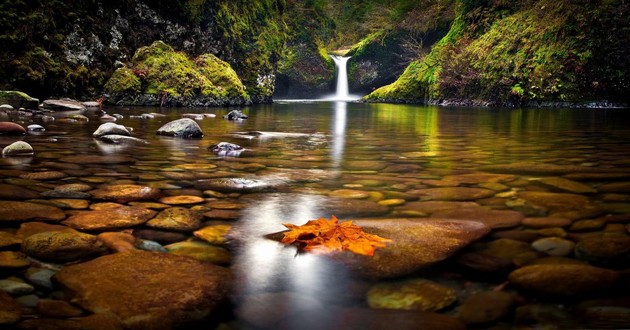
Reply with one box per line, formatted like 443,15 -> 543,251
104,41 -> 247,100
366,0 -> 630,104
281,216 -> 392,256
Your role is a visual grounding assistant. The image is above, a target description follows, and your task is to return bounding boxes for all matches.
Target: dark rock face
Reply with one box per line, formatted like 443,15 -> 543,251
223,110 -> 248,121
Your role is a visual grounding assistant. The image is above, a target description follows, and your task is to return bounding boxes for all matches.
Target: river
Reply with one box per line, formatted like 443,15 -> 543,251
1,101 -> 630,328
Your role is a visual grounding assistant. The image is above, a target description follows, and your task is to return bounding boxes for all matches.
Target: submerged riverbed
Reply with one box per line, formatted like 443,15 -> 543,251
1,101 -> 630,329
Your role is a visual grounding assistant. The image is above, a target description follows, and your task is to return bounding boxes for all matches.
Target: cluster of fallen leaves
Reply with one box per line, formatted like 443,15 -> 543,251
281,216 -> 392,256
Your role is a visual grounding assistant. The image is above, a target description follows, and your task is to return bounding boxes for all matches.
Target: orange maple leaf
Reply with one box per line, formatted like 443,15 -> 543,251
281,216 -> 392,256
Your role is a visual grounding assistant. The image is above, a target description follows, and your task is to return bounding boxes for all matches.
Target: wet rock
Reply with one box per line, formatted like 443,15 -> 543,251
97,232 -> 137,252
517,191 -> 603,220
0,232 -> 21,248
345,160 -> 388,171
89,184 -> 160,203
531,177 -> 597,193
26,124 -> 45,132
367,278 -> 457,311
396,201 -> 480,214
569,219 -> 604,231
454,251 -> 515,276
0,122 -> 26,135
1,141 -> 32,156
63,206 -> 156,231
0,183 -> 40,200
159,195 -> 205,205
53,251 -> 231,329
473,238 -> 539,266
195,177 -> 284,193
410,187 -> 495,201
431,207 -> 524,229
98,134 -> 148,145
0,201 -> 66,222
574,236 -> 630,268
135,239 -> 167,252
0,91 -> 39,109
37,299 -> 84,318
481,162 -> 625,175
492,229 -> 540,242
21,230 -> 105,262
329,189 -> 370,199
156,118 -> 203,138
132,229 -> 187,245
531,237 -> 575,257
457,291 -> 514,325
16,222 -> 69,239
202,209 -> 241,220
325,219 -> 490,279
146,207 -> 202,232
41,190 -> 91,199
164,241 -> 231,265
18,313 -> 124,329
382,164 -> 423,173
522,217 -> 572,228
43,99 -> 86,111
92,122 -> 131,137
59,155 -> 135,164
24,268 -> 56,290
515,304 -> 573,327
508,264 -> 619,297
578,299 -> 630,329
0,278 -> 34,296
194,224 -> 232,245
442,173 -> 517,184
598,181 -> 630,193
209,142 -> 244,156
20,170 -> 67,180
223,109 -> 248,120
0,291 -> 21,325
0,251 -> 30,269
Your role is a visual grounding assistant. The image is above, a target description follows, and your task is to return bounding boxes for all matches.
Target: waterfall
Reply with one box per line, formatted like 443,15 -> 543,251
329,55 -> 353,101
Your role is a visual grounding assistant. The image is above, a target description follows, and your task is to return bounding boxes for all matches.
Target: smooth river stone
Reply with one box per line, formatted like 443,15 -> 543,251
62,206 -> 157,231
158,195 -> 205,205
0,291 -> 22,324
194,224 -> 232,245
21,230 -> 106,262
508,264 -> 619,297
156,118 -> 203,138
0,122 -> 26,135
89,184 -> 161,203
92,122 -> 131,137
53,251 -> 231,329
0,184 -> 40,200
145,207 -> 202,232
0,201 -> 66,222
2,141 -> 32,156
396,201 -> 480,215
327,218 -> 490,279
457,291 -> 515,325
531,237 -> 575,257
20,171 -> 68,180
164,241 -> 231,265
345,160 -> 388,171
442,173 -> 517,184
195,178 -> 285,193
328,189 -> 370,199
410,187 -> 495,201
597,182 -> 630,193
531,177 -> 597,193
0,232 -> 21,248
521,217 -> 572,228
59,155 -> 135,164
574,236 -> 630,268
517,191 -> 603,220
430,207 -> 524,229
366,278 -> 457,312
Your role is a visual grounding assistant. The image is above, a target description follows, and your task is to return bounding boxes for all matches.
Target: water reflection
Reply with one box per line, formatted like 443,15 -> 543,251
331,101 -> 347,167
234,193 -> 351,325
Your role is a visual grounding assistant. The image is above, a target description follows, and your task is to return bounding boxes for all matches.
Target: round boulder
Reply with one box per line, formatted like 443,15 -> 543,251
156,118 -> 203,138
92,122 -> 131,138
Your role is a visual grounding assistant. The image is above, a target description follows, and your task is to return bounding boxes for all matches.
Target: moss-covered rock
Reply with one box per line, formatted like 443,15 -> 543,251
104,41 -> 249,107
0,91 -> 39,110
367,0 -> 630,105
274,42 -> 334,98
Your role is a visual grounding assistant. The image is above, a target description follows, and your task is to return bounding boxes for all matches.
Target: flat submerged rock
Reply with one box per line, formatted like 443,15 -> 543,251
53,250 -> 231,329
329,218 -> 491,279
62,206 -> 157,231
0,201 -> 66,222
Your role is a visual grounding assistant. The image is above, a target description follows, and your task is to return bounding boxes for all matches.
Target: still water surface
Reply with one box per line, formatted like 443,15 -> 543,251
2,101 -> 630,328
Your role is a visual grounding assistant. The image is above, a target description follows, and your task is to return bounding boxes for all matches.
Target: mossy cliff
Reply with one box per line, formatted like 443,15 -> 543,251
366,0 -> 630,105
103,41 -> 248,106
0,0 -> 285,103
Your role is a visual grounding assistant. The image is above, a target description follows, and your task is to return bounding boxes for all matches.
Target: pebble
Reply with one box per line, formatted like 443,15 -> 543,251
0,279 -> 35,296
27,124 -> 45,132
574,235 -> 630,268
531,237 -> 575,257
24,268 -> 56,290
2,141 -> 33,156
159,195 -> 205,205
457,291 -> 514,324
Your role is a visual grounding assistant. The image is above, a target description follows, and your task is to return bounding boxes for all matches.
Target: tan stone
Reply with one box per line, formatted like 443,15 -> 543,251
367,278 -> 457,312
53,251 -> 231,329
62,206 -> 156,231
159,195 -> 205,205
89,184 -> 160,203
146,207 -> 202,232
97,232 -> 137,252
0,290 -> 21,325
509,264 -> 619,297
22,230 -> 105,262
0,201 -> 66,222
194,225 -> 232,245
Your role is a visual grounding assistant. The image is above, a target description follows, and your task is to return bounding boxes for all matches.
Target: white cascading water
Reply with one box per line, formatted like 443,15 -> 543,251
329,55 -> 352,101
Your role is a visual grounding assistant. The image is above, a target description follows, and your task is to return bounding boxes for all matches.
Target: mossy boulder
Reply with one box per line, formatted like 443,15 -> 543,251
103,41 -> 250,107
0,91 -> 39,110
274,42 -> 334,98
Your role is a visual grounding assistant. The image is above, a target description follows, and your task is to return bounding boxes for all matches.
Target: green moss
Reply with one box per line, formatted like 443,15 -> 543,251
104,41 -> 248,101
103,67 -> 141,95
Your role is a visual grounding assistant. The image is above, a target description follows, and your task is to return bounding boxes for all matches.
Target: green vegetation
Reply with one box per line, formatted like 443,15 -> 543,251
104,41 -> 248,104
367,0 -> 630,104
